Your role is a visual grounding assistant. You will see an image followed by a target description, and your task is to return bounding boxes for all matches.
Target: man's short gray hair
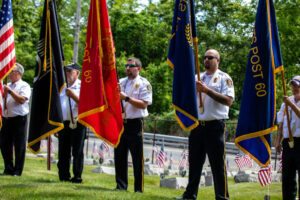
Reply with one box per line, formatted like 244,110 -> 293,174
14,63 -> 24,75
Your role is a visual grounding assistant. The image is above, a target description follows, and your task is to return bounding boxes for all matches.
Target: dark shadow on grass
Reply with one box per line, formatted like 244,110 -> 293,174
31,178 -> 60,183
74,185 -> 113,191
0,184 -> 35,189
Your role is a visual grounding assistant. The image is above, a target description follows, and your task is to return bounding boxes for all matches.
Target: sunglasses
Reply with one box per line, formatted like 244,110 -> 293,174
203,56 -> 217,60
65,68 -> 73,72
125,64 -> 137,68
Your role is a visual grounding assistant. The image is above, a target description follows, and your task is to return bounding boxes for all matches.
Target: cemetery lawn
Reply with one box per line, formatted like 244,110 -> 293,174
0,155 -> 282,200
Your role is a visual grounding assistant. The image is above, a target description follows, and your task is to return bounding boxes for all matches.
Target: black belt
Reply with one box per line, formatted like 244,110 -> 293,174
4,115 -> 27,120
123,118 -> 143,124
198,119 -> 224,127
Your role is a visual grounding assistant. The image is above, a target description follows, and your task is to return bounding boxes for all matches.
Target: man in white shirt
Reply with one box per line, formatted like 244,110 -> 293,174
275,75 -> 300,200
177,49 -> 234,200
56,63 -> 86,184
0,63 -> 31,176
114,57 -> 152,193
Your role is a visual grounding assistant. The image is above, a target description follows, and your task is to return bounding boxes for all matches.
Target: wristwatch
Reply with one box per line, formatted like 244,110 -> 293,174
125,96 -> 130,102
7,90 -> 12,94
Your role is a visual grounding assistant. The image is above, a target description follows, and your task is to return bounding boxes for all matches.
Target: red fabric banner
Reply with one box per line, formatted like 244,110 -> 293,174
78,0 -> 123,147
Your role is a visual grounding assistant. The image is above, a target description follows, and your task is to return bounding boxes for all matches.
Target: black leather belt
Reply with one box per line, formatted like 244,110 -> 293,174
5,115 -> 27,120
198,119 -> 224,127
123,118 -> 143,124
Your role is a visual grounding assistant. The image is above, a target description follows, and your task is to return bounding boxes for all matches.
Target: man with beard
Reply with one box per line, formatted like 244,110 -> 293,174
176,49 -> 234,200
114,57 -> 152,193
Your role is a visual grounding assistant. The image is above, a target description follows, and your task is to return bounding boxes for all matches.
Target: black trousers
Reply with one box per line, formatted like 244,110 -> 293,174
57,121 -> 86,181
0,115 -> 27,176
114,118 -> 144,192
184,120 -> 229,200
282,138 -> 300,200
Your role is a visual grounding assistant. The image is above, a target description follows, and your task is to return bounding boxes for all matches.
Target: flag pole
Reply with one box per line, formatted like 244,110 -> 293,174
151,117 -> 157,164
3,77 -> 8,111
47,135 -> 51,170
189,0 -> 203,112
63,65 -> 75,125
193,39 -> 203,110
280,71 -> 294,148
274,151 -> 277,171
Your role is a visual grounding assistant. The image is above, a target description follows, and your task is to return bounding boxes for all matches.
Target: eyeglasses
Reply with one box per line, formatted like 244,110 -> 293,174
11,70 -> 19,73
203,56 -> 217,60
65,68 -> 72,72
125,64 -> 137,68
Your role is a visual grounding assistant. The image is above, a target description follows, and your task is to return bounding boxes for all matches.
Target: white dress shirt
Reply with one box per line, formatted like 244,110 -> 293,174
277,96 -> 300,138
3,79 -> 31,118
60,79 -> 81,121
120,75 -> 152,119
196,69 -> 235,121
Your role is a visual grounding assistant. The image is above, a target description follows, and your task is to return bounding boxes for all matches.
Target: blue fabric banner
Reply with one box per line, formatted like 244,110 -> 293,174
167,0 -> 198,131
235,0 -> 283,167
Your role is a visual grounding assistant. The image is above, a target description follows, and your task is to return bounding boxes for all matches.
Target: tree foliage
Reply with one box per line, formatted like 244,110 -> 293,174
6,0 -> 300,120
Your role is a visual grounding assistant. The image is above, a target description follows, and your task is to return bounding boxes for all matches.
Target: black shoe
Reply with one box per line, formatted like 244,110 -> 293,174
175,195 -> 196,200
113,187 -> 126,191
71,177 -> 82,184
13,174 -> 21,177
59,178 -> 71,182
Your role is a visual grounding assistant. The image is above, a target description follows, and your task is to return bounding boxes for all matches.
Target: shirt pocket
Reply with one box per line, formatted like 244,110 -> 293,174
131,89 -> 140,99
210,83 -> 221,92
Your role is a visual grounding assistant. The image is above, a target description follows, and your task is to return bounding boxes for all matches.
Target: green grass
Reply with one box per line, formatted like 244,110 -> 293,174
0,155 -> 282,200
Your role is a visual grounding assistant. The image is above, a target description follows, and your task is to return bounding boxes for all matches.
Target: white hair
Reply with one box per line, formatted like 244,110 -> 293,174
14,63 -> 24,75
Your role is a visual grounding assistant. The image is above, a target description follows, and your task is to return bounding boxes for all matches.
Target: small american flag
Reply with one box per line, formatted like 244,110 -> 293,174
92,140 -> 97,154
169,152 -> 173,168
278,152 -> 282,172
40,139 -> 47,150
152,144 -> 158,154
0,0 -> 16,128
98,143 -> 104,159
178,150 -> 188,169
243,154 -> 253,168
40,139 -> 55,152
258,164 -> 272,187
102,142 -> 110,152
157,144 -> 166,168
234,154 -> 244,169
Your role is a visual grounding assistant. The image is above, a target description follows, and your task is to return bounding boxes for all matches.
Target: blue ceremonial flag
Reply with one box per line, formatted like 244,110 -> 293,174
235,0 -> 283,167
167,0 -> 198,131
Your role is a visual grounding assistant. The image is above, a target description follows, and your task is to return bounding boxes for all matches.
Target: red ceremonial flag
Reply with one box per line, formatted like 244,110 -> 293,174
0,0 -> 16,128
78,0 -> 123,147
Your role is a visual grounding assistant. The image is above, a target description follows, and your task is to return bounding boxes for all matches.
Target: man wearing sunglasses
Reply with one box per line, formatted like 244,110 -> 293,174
275,75 -> 300,200
177,49 -> 234,200
0,63 -> 31,176
56,63 -> 86,184
114,57 -> 152,193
